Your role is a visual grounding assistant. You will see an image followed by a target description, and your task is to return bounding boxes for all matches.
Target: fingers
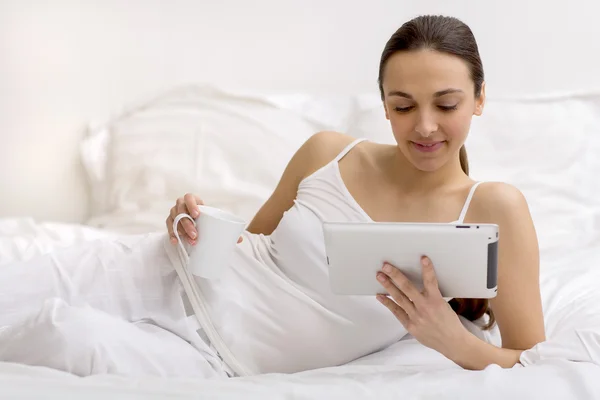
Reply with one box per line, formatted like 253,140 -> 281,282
184,193 -> 203,218
420,256 -> 441,296
166,214 -> 196,245
377,271 -> 416,317
174,199 -> 196,244
166,194 -> 204,245
166,193 -> 244,246
166,207 -> 184,242
381,263 -> 423,305
181,219 -> 197,242
376,294 -> 410,326
166,215 -> 176,244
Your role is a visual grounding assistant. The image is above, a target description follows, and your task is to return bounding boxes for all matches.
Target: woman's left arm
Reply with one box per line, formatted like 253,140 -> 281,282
376,183 -> 546,369
462,183 -> 546,365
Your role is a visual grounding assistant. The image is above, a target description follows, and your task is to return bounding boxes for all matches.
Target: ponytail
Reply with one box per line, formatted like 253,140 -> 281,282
459,145 -> 469,175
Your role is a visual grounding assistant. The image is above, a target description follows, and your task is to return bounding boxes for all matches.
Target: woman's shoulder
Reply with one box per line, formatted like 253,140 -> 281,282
303,131 -> 390,153
468,181 -> 533,224
303,131 -> 355,153
297,131 -> 388,175
305,131 -> 393,159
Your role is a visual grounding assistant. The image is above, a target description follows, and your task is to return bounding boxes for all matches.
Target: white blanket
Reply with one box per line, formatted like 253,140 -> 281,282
1,218 -> 599,399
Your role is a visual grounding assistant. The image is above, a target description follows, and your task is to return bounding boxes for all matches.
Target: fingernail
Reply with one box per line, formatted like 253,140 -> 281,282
170,238 -> 177,245
190,231 -> 197,239
376,295 -> 385,303
382,264 -> 392,273
421,257 -> 430,266
192,210 -> 199,218
377,272 -> 386,282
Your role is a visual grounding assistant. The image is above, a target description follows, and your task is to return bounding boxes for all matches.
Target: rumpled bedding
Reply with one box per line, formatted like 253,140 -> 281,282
1,217 -> 599,399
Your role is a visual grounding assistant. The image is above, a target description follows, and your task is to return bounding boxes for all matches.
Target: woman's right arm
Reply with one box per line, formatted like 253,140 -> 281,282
166,131 -> 353,243
246,131 -> 351,235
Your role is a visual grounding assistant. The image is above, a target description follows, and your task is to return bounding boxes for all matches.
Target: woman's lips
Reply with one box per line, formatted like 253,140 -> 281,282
411,141 -> 445,153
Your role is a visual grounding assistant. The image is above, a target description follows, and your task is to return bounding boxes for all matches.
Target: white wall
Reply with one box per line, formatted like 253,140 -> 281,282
1,0 -> 600,223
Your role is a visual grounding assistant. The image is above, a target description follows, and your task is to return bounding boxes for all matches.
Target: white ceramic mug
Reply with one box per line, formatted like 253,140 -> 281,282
173,205 -> 246,279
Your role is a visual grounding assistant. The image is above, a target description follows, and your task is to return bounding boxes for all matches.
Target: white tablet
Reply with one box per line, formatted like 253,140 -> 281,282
323,222 -> 498,299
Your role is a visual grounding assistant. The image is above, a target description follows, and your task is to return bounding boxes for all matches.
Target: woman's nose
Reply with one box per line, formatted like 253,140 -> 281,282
414,111 -> 438,137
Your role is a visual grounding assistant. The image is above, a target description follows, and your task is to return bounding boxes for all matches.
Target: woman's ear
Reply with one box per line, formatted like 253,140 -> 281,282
474,82 -> 486,116
383,102 -> 390,120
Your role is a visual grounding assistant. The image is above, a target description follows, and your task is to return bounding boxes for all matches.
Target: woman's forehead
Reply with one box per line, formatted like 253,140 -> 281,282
382,50 -> 474,96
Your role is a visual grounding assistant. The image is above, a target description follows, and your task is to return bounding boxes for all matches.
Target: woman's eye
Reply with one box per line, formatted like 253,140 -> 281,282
394,106 -> 414,113
438,105 -> 458,111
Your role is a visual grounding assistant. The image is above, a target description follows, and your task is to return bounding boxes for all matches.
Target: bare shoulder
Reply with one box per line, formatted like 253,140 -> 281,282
302,132 -> 395,175
467,182 -> 533,224
297,131 -> 360,178
246,131 -> 359,235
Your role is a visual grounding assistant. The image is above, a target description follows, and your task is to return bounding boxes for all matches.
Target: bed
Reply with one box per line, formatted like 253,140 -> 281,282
1,85 -> 599,399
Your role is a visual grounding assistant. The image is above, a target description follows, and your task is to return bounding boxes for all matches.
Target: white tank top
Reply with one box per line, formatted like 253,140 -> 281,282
169,138 -> 483,376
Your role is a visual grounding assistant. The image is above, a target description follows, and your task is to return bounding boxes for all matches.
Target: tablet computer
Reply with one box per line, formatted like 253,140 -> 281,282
323,222 -> 498,299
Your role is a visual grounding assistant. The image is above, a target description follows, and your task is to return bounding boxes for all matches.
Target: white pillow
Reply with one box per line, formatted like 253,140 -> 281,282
81,85 -> 332,233
344,93 -> 397,145
467,96 -> 600,256
345,94 -> 600,256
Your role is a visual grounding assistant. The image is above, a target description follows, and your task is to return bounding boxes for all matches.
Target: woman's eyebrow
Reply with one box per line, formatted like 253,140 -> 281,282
434,88 -> 463,97
387,88 -> 463,99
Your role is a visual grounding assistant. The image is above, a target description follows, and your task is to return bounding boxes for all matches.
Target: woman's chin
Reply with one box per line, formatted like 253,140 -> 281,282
407,148 -> 456,173
409,158 -> 445,172
397,145 -> 454,173
414,164 -> 442,173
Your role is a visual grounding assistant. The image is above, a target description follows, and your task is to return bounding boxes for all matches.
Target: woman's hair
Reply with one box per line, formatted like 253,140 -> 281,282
377,14 -> 484,99
378,15 -> 495,329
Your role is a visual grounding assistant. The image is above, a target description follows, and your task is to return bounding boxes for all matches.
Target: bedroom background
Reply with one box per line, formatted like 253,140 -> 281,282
2,2 -> 600,398
2,0 -> 599,226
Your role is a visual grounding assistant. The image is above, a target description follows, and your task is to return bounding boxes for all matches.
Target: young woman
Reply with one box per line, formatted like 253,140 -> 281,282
0,15 -> 545,378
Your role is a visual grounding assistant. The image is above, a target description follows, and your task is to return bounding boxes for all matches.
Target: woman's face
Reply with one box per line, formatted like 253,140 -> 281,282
381,49 -> 485,172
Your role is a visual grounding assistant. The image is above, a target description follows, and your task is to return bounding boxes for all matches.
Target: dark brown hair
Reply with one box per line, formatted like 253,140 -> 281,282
378,15 -> 494,329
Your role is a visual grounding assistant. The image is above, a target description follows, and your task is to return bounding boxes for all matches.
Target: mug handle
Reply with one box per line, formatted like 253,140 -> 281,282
172,213 -> 196,264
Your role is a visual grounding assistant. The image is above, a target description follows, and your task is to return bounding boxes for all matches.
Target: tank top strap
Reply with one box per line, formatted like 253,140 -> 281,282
456,181 -> 485,223
333,138 -> 368,162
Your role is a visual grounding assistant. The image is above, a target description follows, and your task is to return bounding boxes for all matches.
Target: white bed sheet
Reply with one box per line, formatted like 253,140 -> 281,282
1,218 -> 600,399
0,218 -> 118,266
1,358 -> 599,400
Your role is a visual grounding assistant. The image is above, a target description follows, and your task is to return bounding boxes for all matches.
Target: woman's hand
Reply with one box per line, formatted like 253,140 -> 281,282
165,193 -> 244,246
375,256 -> 469,358
166,193 -> 204,245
